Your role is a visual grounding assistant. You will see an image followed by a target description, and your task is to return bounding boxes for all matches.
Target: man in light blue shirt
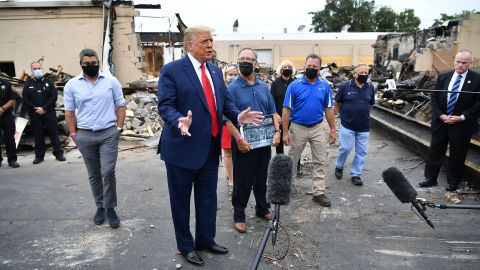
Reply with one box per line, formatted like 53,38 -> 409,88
64,48 -> 126,228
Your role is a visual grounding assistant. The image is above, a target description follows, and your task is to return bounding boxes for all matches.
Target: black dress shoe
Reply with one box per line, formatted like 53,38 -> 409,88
56,155 -> 66,161
182,251 -> 204,266
335,167 -> 343,179
445,185 -> 458,192
198,244 -> 228,254
351,176 -> 363,186
93,207 -> 105,225
33,157 -> 44,164
419,179 -> 437,188
8,161 -> 20,168
107,208 -> 120,228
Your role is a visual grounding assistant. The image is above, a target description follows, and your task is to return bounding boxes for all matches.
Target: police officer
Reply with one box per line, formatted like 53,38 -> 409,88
0,78 -> 20,168
22,62 -> 65,164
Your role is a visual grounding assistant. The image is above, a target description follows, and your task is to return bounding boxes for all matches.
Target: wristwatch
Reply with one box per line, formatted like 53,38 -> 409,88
274,130 -> 281,133
117,127 -> 123,133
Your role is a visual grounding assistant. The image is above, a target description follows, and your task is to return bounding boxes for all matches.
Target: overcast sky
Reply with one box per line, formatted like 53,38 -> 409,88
134,0 -> 478,33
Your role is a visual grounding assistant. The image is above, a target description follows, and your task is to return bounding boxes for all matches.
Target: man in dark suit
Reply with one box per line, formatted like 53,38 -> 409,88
419,50 -> 480,191
157,25 -> 263,267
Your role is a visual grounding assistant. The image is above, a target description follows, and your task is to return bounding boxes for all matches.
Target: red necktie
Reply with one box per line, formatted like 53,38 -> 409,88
200,63 -> 218,137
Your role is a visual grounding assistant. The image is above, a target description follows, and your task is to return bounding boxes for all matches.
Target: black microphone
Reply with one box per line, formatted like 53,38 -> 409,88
267,154 -> 293,205
382,167 -> 435,229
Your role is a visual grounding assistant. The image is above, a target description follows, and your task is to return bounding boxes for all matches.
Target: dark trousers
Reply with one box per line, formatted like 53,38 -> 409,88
232,143 -> 271,222
425,124 -> 473,186
0,116 -> 17,163
29,110 -> 63,158
75,127 -> 119,209
165,137 -> 220,253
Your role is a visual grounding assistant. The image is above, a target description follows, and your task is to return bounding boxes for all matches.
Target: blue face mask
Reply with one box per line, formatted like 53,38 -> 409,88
33,69 -> 43,79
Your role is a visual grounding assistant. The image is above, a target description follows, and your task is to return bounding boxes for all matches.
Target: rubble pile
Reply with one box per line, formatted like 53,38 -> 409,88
123,91 -> 162,137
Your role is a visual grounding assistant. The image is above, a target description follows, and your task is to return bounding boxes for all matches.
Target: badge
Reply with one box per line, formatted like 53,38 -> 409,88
1,85 -> 5,90
45,83 -> 49,87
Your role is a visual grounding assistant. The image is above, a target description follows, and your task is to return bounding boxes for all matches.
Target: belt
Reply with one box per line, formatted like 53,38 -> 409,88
77,127 -> 112,132
298,120 -> 323,128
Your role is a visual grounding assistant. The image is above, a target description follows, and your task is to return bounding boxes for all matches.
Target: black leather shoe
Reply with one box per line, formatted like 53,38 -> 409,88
56,155 -> 66,162
335,167 -> 343,179
33,157 -> 44,164
197,244 -> 228,254
419,179 -> 437,188
8,161 -> 20,168
445,185 -> 458,192
93,207 -> 105,225
182,251 -> 204,266
351,176 -> 363,186
107,208 -> 120,228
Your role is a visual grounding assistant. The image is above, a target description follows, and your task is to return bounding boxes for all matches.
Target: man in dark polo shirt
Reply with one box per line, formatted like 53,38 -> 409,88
334,64 -> 375,186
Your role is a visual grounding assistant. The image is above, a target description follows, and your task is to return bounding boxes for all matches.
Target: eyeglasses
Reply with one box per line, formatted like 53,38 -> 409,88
238,57 -> 256,63
81,61 -> 99,66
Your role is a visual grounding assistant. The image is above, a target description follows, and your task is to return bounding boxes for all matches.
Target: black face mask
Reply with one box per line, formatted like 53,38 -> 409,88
305,68 -> 318,80
238,62 -> 254,77
281,69 -> 293,77
356,74 -> 368,84
82,64 -> 100,77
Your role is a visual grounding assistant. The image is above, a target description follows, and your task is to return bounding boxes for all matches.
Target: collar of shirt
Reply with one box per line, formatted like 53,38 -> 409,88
236,75 -> 261,88
187,53 -> 215,93
300,75 -> 321,85
78,70 -> 106,81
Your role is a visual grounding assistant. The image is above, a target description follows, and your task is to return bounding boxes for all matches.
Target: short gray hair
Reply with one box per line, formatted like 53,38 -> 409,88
79,48 -> 99,62
354,63 -> 369,72
237,47 -> 258,60
183,25 -> 214,51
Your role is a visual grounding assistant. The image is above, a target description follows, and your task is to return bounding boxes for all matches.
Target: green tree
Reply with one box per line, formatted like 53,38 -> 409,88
397,8 -> 421,32
374,6 -> 397,31
310,0 -> 375,32
436,10 -> 477,24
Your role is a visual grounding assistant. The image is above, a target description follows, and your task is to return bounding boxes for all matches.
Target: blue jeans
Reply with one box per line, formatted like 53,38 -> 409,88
335,125 -> 370,177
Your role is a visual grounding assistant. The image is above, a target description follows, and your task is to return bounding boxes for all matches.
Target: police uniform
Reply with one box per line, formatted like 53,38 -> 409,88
22,77 -> 63,160
0,79 -> 18,166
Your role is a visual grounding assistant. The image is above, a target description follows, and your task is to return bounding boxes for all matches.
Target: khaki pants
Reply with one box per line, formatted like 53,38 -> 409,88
289,122 -> 327,196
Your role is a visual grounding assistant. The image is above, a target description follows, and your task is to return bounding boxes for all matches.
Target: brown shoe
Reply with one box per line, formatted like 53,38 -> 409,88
312,194 -> 331,207
257,212 -> 272,221
234,222 -> 246,233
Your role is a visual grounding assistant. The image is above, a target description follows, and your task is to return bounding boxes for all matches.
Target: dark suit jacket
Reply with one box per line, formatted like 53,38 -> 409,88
157,56 -> 240,170
430,69 -> 480,133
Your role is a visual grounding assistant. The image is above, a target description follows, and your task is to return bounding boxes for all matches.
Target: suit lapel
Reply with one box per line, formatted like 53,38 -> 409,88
456,71 -> 473,106
182,57 -> 209,112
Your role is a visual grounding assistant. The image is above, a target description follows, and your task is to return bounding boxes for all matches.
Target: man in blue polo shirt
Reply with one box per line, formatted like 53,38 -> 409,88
226,47 -> 280,233
334,64 -> 375,186
282,53 -> 336,207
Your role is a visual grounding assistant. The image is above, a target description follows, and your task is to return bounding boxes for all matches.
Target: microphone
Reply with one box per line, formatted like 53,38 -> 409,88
382,167 -> 435,229
251,154 -> 293,270
267,154 -> 293,205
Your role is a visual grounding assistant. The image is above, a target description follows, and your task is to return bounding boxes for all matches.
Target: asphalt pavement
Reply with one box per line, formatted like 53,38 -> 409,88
0,130 -> 479,270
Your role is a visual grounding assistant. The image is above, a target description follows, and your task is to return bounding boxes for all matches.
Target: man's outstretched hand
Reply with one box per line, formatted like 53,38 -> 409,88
178,110 -> 192,136
238,107 -> 264,126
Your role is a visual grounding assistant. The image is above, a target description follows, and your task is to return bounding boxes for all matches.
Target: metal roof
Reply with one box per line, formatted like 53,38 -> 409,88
214,32 -> 394,41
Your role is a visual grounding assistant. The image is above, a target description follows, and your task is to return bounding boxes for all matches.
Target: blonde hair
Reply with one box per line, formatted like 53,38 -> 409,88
183,25 -> 214,51
223,64 -> 238,83
275,60 -> 296,78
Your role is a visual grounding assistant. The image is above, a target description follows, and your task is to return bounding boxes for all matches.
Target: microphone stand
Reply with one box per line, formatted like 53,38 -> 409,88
413,198 -> 480,229
250,204 -> 280,270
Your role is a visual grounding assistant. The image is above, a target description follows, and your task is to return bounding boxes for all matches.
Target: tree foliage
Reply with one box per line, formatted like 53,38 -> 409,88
310,0 -> 421,32
435,10 -> 477,24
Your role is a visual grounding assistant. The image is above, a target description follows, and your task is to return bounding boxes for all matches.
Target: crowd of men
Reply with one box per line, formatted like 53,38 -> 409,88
0,24 -> 478,268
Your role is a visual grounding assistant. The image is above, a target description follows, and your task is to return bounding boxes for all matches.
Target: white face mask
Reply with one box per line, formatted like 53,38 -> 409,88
33,69 -> 43,79
226,75 -> 237,84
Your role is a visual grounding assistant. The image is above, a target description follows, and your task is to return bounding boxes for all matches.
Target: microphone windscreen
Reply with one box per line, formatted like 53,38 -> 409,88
267,154 -> 293,205
382,167 -> 417,203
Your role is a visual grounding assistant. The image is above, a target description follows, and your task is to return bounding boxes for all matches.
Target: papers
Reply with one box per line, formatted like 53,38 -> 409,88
240,114 -> 274,149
